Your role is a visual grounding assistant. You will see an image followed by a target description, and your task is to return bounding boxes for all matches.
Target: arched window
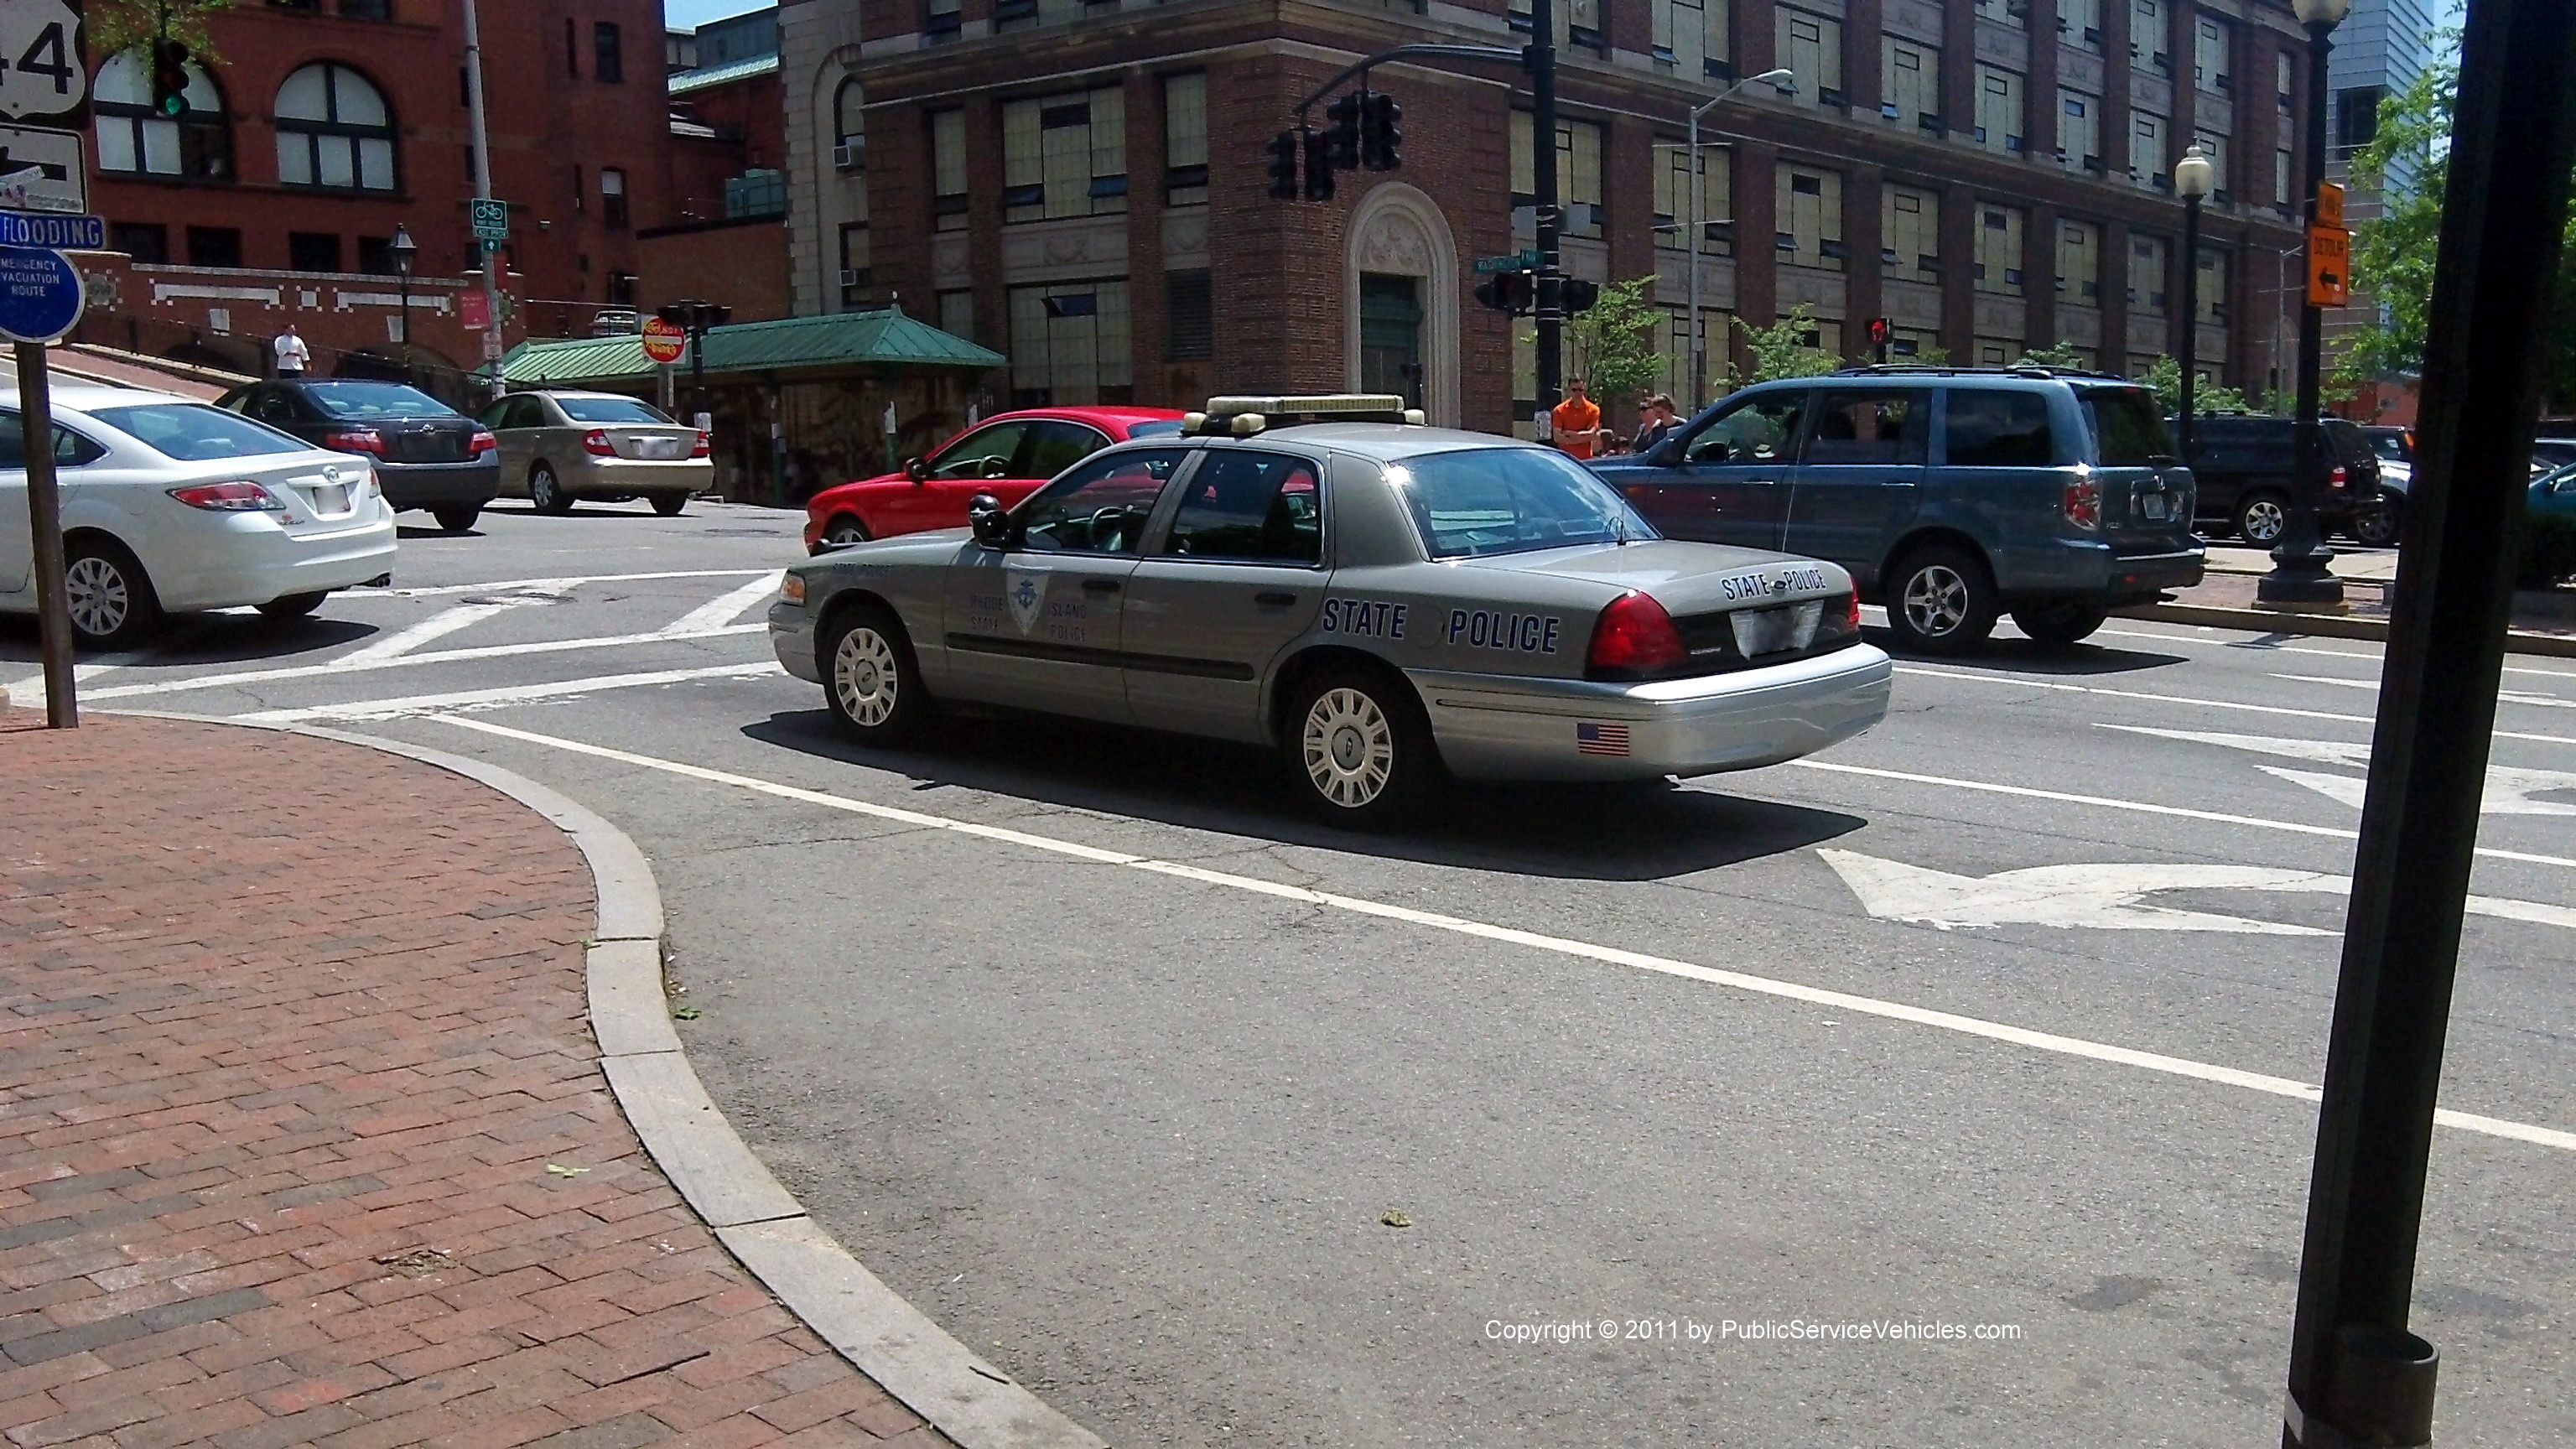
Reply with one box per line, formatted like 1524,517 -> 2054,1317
274,62 -> 396,190
94,51 -> 231,180
833,77 -> 863,148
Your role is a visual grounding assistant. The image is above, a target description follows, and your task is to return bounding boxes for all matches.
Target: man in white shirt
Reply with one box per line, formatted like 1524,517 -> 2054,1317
274,325 -> 311,377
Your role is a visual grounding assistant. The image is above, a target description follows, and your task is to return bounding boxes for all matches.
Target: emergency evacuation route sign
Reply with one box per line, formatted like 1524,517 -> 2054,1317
0,240 -> 80,342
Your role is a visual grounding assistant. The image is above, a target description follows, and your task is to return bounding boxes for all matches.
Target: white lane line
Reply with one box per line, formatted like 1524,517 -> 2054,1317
75,623 -> 766,702
2100,624 -> 2576,681
236,662 -> 786,723
658,571 -> 783,637
370,569 -> 773,599
1779,758 -> 2576,872
1894,665 -> 2576,748
5,652 -> 144,703
422,714 -> 2576,1156
2278,673 -> 2575,709
335,600 -> 527,666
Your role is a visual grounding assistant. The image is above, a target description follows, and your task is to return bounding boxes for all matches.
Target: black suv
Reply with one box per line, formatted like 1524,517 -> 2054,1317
2175,413 -> 2381,545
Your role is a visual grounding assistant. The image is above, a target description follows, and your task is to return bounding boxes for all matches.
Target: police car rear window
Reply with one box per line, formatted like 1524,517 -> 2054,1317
1389,447 -> 1655,559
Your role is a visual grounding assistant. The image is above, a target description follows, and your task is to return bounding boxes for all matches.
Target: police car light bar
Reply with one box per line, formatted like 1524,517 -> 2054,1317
1188,394 -> 1424,436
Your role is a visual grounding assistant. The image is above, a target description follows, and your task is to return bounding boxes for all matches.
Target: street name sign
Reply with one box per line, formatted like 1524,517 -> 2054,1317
0,206 -> 96,248
1473,249 -> 1543,273
641,316 -> 687,365
0,240 -> 85,341
0,0 -> 84,126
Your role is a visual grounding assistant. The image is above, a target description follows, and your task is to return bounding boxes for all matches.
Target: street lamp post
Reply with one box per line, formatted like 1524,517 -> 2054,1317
1685,69 -> 1794,410
2258,0 -> 2351,608
2173,145 -> 2214,460
388,223 -> 417,384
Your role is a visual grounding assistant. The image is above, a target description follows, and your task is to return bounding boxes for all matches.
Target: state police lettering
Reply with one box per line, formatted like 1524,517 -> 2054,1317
1444,609 -> 1562,654
1718,566 -> 1830,602
1321,598 -> 1407,639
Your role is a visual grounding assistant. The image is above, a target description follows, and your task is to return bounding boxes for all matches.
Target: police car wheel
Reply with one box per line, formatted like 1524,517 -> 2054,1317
1288,667 -> 1436,825
822,605 -> 927,745
1885,546 -> 1999,656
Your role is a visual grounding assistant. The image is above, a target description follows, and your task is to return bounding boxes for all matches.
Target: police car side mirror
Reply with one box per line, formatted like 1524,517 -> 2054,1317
968,495 -> 1011,548
904,455 -> 928,483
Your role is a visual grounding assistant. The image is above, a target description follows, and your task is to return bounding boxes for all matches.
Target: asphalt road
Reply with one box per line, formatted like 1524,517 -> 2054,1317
8,501 -> 2571,1447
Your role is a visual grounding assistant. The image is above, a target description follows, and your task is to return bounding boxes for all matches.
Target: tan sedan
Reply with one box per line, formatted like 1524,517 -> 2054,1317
475,390 -> 712,516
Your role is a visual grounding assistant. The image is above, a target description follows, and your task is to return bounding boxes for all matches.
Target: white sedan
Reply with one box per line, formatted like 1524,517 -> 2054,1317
0,384 -> 398,647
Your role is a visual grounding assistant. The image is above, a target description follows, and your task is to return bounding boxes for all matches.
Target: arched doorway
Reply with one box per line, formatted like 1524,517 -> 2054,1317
1343,182 -> 1459,427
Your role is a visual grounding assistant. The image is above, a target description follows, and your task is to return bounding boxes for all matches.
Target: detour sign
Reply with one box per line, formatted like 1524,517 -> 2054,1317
2308,226 -> 2350,308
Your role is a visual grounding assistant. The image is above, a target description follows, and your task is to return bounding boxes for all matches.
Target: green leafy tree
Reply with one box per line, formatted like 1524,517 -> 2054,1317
2132,354 -> 2257,416
2012,340 -> 2092,369
1727,304 -> 1842,387
2340,35 -> 2576,401
89,2 -> 239,60
1563,277 -> 1667,418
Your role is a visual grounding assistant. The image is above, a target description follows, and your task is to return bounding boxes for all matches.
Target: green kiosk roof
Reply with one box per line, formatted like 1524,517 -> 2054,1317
496,308 -> 1003,387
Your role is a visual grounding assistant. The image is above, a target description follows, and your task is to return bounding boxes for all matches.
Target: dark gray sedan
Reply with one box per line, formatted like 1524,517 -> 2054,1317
771,402 -> 1892,823
217,379 -> 498,533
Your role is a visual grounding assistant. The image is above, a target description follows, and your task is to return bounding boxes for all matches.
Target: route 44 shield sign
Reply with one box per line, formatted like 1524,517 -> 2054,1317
0,1 -> 86,127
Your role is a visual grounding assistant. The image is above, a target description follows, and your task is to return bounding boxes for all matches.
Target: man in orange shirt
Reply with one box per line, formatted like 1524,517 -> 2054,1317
1550,377 -> 1603,460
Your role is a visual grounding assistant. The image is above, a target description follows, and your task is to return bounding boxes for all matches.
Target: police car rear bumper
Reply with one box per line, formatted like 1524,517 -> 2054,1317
1408,643 -> 1893,782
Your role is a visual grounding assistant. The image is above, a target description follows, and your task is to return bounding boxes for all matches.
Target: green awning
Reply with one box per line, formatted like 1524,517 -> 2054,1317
496,307 -> 1003,387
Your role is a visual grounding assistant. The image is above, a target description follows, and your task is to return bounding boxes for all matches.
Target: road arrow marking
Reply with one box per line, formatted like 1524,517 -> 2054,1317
1818,849 -> 2576,934
2101,724 -> 2576,816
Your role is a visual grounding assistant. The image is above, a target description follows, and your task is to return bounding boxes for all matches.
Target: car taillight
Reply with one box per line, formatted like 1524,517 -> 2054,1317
1586,591 -> 1689,680
2329,464 -> 2348,491
169,481 -> 286,512
470,429 -> 497,455
690,429 -> 711,459
582,429 -> 617,457
2062,476 -> 2101,530
322,428 -> 383,454
1829,586 -> 1862,638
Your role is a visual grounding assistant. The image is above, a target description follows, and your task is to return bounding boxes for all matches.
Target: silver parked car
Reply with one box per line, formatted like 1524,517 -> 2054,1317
770,396 -> 1893,824
475,390 -> 712,516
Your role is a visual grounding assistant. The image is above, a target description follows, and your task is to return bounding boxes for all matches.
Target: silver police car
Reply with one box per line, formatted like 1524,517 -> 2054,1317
770,397 -> 1893,824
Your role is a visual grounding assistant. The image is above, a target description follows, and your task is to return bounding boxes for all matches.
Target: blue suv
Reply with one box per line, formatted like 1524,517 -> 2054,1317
1591,366 -> 2205,652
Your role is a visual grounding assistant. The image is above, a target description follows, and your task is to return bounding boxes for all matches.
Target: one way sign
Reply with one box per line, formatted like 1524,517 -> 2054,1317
0,121 -> 82,211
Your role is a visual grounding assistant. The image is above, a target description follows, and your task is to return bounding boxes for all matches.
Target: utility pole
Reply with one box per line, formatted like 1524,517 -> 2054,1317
1528,0 -> 1561,439
460,0 -> 505,402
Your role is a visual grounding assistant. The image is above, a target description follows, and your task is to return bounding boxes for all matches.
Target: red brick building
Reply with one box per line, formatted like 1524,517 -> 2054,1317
783,0 -> 2315,434
75,0 -> 673,392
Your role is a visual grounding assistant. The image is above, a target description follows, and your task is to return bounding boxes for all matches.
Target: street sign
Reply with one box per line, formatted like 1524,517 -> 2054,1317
0,208 -> 96,249
2307,224 -> 2350,307
0,1 -> 86,127
0,122 -> 81,211
1472,249 -> 1543,273
0,241 -> 84,341
470,196 -> 507,239
2314,179 -> 2345,230
458,288 -> 490,331
480,330 -> 501,361
641,316 -> 687,365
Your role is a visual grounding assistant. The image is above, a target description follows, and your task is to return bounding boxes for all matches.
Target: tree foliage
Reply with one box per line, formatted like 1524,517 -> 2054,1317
2133,354 -> 2257,416
1563,277 -> 1667,416
1728,304 -> 1842,386
2341,34 -> 2576,401
2012,340 -> 2093,370
88,2 -> 239,62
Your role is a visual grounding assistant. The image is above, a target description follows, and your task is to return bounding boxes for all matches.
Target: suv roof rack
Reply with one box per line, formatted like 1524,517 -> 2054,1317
1829,364 -> 2133,382
1182,393 -> 1425,437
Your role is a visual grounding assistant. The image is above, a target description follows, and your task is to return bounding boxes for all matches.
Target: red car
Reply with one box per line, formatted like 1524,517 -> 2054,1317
803,406 -> 1187,553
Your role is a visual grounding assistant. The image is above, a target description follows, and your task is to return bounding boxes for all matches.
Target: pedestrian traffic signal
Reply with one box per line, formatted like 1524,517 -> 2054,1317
1562,278 -> 1600,314
1867,317 -> 1892,345
1360,92 -> 1403,172
1301,129 -> 1335,201
1324,92 -> 1363,173
1474,270 -> 1535,316
1265,130 -> 1301,200
150,39 -> 192,118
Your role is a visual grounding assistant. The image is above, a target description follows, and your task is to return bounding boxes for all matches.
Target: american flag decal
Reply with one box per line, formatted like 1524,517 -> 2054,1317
1576,722 -> 1631,756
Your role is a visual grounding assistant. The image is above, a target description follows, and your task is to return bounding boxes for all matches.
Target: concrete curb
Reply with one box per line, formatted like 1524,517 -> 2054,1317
96,709 -> 1114,1449
2116,602 -> 2576,658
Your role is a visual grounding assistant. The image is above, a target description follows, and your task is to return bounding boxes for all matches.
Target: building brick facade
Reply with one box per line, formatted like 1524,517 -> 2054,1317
782,0 -> 2312,433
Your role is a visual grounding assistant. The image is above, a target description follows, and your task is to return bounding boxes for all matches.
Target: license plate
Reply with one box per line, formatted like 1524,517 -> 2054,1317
638,438 -> 681,460
313,483 -> 349,513
2141,492 -> 2169,520
1729,600 -> 1823,657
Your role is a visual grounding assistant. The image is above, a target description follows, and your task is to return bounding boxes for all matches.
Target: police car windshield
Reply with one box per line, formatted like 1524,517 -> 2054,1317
1389,447 -> 1658,559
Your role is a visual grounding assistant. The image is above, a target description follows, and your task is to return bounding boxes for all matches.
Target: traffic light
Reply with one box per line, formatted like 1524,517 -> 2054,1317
1473,270 -> 1535,316
1561,278 -> 1600,314
1265,130 -> 1300,201
1301,129 -> 1335,201
1360,92 -> 1403,171
1867,317 -> 1893,345
1323,92 -> 1363,173
150,39 -> 192,118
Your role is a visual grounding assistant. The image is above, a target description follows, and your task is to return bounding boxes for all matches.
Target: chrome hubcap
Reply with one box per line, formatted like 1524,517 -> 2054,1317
1301,688 -> 1394,809
65,557 -> 128,638
532,470 -> 557,506
1901,564 -> 1971,637
827,522 -> 865,546
833,627 -> 900,727
2244,501 -> 2286,541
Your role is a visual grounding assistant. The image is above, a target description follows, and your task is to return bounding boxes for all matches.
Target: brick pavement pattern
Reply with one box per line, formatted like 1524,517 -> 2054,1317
0,713 -> 953,1449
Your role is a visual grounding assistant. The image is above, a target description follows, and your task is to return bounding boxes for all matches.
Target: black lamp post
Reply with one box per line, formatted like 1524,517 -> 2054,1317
2173,144 -> 2214,461
389,223 -> 418,382
2257,0 -> 2351,607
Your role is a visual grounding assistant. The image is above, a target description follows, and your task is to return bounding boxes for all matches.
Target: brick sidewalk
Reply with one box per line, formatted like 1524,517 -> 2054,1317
0,712 -> 951,1449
